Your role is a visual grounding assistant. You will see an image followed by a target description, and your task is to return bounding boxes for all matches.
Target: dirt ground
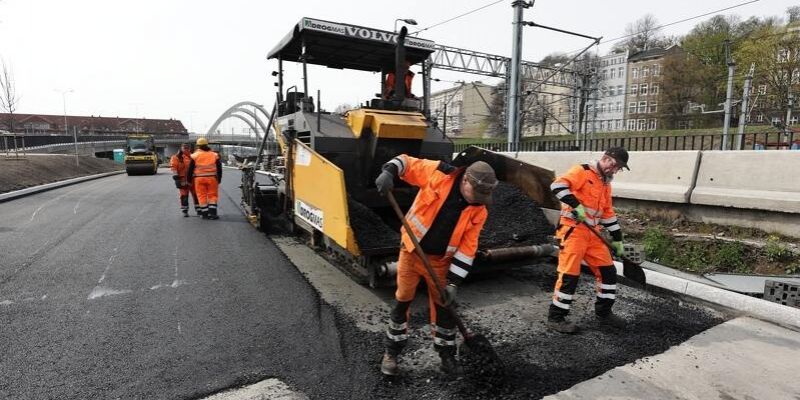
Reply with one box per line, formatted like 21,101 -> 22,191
617,209 -> 800,275
0,154 -> 122,194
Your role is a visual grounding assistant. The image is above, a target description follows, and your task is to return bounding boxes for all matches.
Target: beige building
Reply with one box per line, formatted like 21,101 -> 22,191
624,46 -> 681,131
429,82 -> 494,137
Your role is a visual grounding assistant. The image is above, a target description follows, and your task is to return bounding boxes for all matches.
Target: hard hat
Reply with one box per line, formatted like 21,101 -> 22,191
196,137 -> 208,146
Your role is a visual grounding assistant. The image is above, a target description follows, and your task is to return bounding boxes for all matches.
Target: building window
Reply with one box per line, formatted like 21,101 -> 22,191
648,119 -> 657,130
600,103 -> 607,113
610,68 -> 616,79
758,84 -> 767,95
627,119 -> 636,131
638,101 -> 647,113
603,69 -> 608,79
637,119 -> 647,131
609,86 -> 615,96
628,102 -> 637,114
757,113 -> 764,122
601,120 -> 607,130
631,85 -> 638,96
642,66 -> 650,78
640,83 -> 648,96
616,101 -> 622,112
651,83 -> 659,95
617,119 -> 623,129
648,102 -> 658,113
618,67 -> 624,78
632,68 -> 638,79
652,64 -> 660,76
617,85 -> 623,95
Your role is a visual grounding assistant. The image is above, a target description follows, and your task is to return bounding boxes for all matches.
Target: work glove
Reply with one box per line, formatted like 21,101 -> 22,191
572,204 -> 587,222
375,170 -> 394,195
442,284 -> 458,307
611,241 -> 624,257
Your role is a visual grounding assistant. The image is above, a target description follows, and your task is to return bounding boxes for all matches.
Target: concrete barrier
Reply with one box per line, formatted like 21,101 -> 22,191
500,150 -> 700,203
691,150 -> 800,213
613,151 -> 700,203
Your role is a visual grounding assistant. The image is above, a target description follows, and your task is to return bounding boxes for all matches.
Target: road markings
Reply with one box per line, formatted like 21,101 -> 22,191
87,286 -> 132,300
198,378 -> 308,400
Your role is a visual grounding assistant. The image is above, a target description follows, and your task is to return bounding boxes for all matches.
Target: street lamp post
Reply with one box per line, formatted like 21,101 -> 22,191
56,89 -> 77,166
394,18 -> 418,33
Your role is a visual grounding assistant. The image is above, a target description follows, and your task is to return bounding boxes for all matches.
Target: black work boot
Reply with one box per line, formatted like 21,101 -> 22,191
597,313 -> 626,328
208,205 -> 219,220
380,352 -> 399,376
439,351 -> 463,375
182,210 -> 189,218
547,317 -> 579,334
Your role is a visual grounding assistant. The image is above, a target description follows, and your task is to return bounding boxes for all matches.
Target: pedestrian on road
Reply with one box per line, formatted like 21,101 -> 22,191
375,154 -> 497,376
547,146 -> 630,334
188,138 -> 222,220
170,143 -> 201,217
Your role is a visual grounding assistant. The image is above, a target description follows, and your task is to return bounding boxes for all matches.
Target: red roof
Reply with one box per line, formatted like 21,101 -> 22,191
0,113 -> 188,135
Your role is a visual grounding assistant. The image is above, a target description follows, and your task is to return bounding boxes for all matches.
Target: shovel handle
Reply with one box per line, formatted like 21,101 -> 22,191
386,191 -> 470,336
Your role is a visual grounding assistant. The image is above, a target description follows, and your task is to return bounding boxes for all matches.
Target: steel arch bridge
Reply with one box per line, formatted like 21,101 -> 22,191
206,101 -> 275,143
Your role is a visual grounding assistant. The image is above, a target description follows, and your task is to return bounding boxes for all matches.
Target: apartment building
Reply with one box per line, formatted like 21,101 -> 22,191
591,50 -> 628,132
624,46 -> 681,131
429,82 -> 494,137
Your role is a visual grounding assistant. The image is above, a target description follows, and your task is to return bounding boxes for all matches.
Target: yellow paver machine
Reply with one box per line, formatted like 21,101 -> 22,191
241,18 -> 560,286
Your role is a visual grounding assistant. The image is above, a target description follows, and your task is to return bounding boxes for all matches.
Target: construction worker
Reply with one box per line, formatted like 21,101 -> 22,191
547,146 -> 629,334
188,138 -> 222,220
375,155 -> 497,376
383,60 -> 415,99
170,143 -> 200,217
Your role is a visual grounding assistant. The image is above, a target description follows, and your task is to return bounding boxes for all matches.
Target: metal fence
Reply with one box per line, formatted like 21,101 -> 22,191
453,131 -> 800,153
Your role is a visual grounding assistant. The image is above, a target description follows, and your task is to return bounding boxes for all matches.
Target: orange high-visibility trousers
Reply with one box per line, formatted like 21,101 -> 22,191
395,248 -> 450,322
193,176 -> 219,208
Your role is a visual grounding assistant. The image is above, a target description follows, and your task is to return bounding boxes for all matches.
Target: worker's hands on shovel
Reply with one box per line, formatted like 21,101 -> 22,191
375,170 -> 394,195
611,241 -> 624,257
443,284 -> 458,306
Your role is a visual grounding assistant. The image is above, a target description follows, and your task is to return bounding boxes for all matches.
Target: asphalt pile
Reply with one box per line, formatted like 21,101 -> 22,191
348,198 -> 400,250
479,182 -> 554,249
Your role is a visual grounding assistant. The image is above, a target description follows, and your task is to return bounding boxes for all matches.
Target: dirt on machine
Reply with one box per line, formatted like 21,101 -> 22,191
240,17 -> 563,287
124,134 -> 159,175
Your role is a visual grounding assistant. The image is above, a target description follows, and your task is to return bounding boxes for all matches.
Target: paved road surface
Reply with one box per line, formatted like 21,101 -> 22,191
0,168 -> 377,399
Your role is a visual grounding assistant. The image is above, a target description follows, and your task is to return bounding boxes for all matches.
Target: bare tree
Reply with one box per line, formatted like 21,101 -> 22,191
0,59 -> 19,132
788,6 -> 800,23
613,14 -> 674,54
334,103 -> 353,115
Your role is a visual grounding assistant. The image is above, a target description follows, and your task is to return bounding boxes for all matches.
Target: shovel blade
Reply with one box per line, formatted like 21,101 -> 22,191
622,257 -> 647,287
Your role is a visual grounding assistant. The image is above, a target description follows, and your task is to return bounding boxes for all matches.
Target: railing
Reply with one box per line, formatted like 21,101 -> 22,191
0,133 -> 262,152
453,131 -> 800,153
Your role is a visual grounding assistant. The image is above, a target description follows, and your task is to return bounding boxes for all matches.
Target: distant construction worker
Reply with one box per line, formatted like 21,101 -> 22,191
383,60 -> 415,99
547,147 -> 630,334
375,155 -> 497,376
170,143 -> 201,217
187,138 -> 222,220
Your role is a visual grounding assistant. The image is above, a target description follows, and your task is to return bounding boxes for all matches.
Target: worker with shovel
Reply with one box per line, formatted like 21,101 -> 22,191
547,147 -> 630,333
375,155 -> 497,376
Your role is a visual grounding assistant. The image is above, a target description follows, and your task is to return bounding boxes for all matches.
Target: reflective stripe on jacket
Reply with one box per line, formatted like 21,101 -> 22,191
190,150 -> 219,177
391,154 -> 488,282
551,163 -> 620,233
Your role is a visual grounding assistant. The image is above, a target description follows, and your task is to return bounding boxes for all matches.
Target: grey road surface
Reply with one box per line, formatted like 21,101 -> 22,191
0,169 -> 378,399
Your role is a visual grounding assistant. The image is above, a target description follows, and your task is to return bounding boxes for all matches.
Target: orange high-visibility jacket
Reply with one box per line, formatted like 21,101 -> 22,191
550,163 -> 621,235
170,153 -> 191,179
384,70 -> 415,99
389,154 -> 488,282
190,150 -> 220,178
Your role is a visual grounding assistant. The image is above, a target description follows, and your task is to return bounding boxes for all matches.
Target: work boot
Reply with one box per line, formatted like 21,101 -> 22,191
182,210 -> 189,218
547,318 -> 579,334
208,209 -> 219,220
380,352 -> 398,376
597,313 -> 626,328
439,352 -> 463,375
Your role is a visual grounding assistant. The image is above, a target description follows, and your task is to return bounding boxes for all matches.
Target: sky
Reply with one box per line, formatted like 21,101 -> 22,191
0,0 -> 796,135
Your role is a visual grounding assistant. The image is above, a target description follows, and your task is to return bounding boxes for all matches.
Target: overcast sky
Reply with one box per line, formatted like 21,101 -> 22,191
0,0 -> 795,135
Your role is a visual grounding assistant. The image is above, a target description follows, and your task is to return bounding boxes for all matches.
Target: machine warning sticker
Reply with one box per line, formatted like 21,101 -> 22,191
295,200 -> 324,231
296,146 -> 312,166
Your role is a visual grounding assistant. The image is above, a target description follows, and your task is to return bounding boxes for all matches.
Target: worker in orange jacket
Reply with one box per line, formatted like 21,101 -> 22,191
170,143 -> 200,217
383,61 -> 415,99
547,147 -> 629,334
375,154 -> 497,376
187,137 -> 222,220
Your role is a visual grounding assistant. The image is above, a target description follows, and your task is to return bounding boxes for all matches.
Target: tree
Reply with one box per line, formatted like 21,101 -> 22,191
334,103 -> 353,115
0,59 -> 19,133
613,14 -> 675,54
788,6 -> 800,23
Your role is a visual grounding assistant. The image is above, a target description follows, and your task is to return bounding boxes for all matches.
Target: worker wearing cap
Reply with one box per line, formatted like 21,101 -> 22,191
547,146 -> 629,333
375,155 -> 497,376
170,143 -> 201,217
187,138 -> 222,220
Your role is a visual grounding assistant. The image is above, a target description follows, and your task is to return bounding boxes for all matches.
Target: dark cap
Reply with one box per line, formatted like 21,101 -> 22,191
604,147 -> 630,170
464,161 -> 498,205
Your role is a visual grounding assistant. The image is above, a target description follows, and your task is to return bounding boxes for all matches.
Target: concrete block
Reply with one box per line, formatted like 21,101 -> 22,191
764,280 -> 800,307
613,150 -> 700,203
691,150 -> 800,213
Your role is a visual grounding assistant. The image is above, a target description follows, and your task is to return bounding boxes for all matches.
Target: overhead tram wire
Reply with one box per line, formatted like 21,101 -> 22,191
411,0 -> 505,35
563,0 -> 762,56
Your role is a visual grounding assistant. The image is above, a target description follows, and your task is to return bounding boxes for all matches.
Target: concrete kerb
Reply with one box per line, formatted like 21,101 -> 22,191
614,261 -> 800,331
0,170 -> 125,203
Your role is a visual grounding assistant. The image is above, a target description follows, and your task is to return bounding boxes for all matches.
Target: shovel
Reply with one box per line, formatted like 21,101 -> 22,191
386,191 -> 501,367
581,220 -> 647,287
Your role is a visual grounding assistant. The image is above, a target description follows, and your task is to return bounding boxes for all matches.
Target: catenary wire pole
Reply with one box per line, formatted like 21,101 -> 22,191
736,63 -> 755,150
722,40 -> 736,151
507,0 -> 531,150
